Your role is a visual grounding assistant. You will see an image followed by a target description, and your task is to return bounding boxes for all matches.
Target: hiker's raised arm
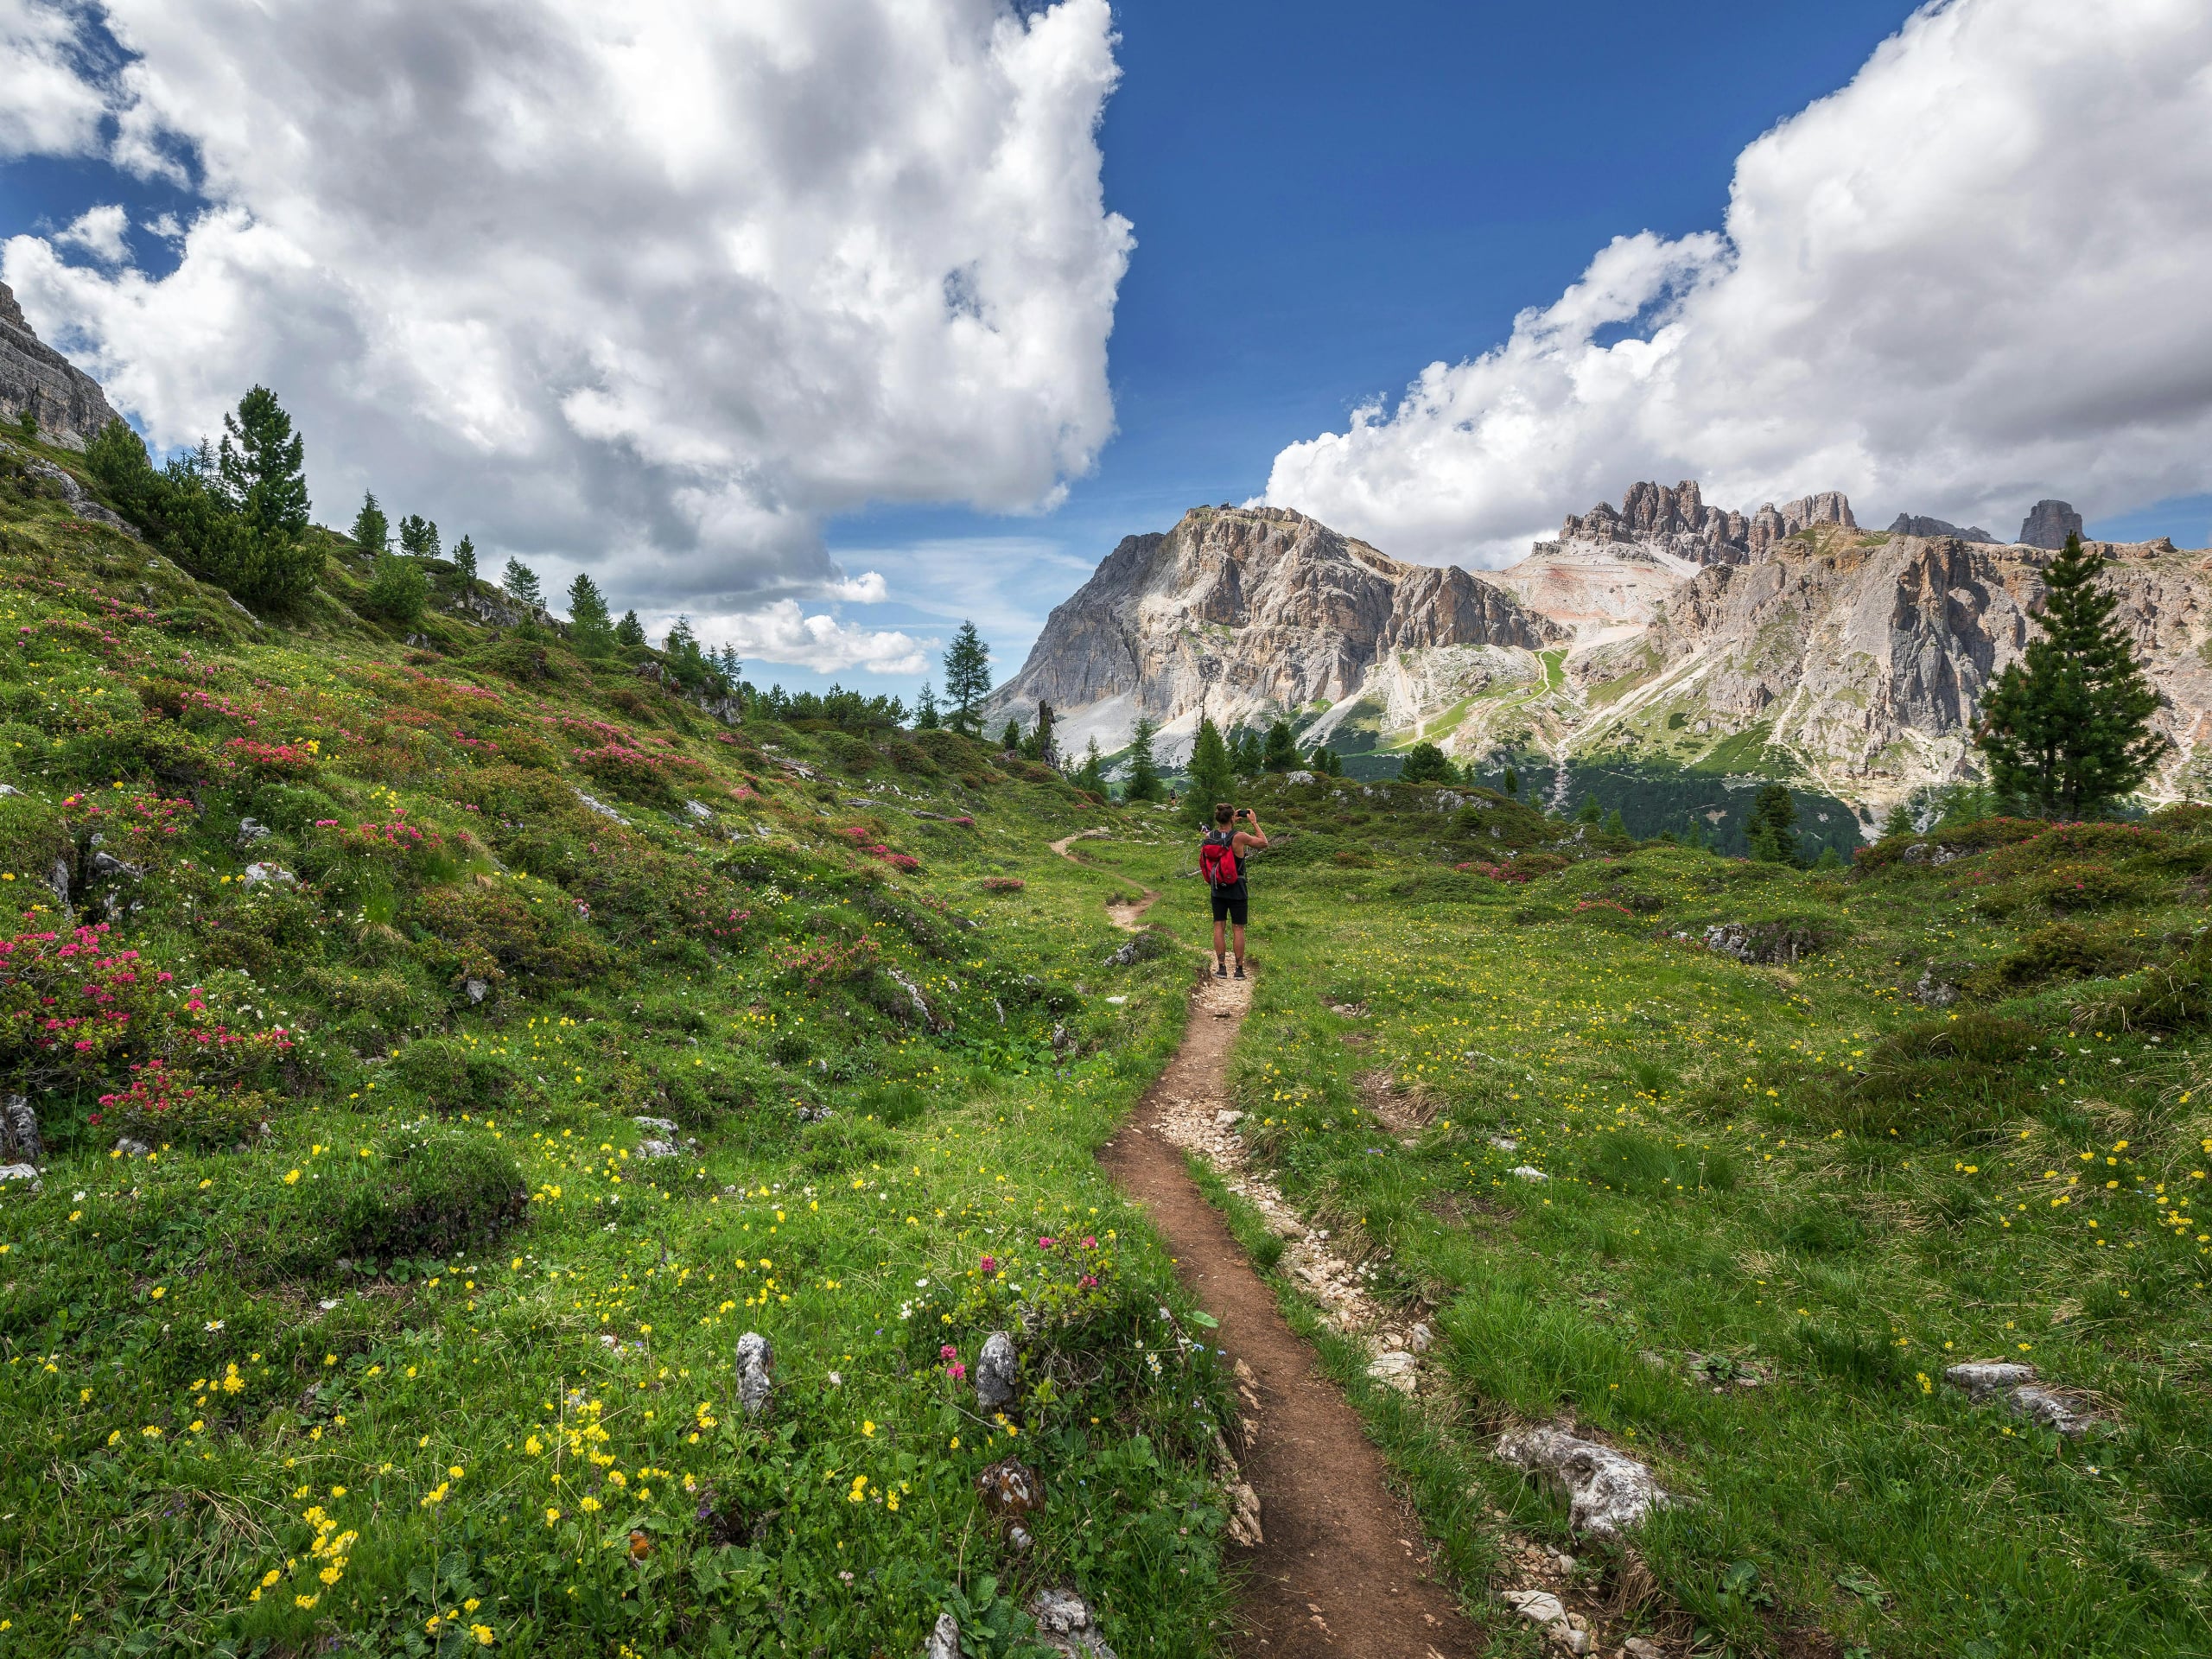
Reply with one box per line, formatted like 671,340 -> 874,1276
1237,807 -> 1268,849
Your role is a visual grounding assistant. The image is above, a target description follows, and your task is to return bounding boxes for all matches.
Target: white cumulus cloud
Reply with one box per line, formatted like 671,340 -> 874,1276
685,601 -> 931,679
51,202 -> 127,264
0,0 -> 106,158
0,0 -> 1130,668
1264,0 -> 2212,564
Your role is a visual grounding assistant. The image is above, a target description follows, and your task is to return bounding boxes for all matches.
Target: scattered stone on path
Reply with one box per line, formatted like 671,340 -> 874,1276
1224,1476 -> 1262,1547
1029,1587 -> 1119,1659
1499,1588 -> 1585,1654
1408,1322 -> 1434,1354
1624,1639 -> 1664,1659
735,1332 -> 773,1417
1496,1424 -> 1671,1537
924,1611 -> 961,1659
976,1330 -> 1019,1411
1366,1349 -> 1419,1395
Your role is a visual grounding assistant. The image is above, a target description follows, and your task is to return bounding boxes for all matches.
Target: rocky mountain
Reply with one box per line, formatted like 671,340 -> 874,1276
1001,477 -> 2212,828
0,282 -> 118,449
985,504 -> 1562,761
2019,499 -> 2085,549
1888,512 -> 1995,543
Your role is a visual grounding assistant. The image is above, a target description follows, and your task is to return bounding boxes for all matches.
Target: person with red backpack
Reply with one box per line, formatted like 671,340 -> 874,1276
1200,802 -> 1268,979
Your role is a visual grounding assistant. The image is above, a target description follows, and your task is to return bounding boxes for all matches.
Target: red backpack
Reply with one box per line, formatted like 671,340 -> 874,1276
1199,829 -> 1240,887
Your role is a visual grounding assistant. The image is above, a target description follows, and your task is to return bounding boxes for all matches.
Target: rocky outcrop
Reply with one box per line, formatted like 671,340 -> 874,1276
1547,480 -> 1856,571
986,505 -> 1562,756
1889,512 -> 1995,543
2020,499 -> 2085,550
0,282 -> 119,450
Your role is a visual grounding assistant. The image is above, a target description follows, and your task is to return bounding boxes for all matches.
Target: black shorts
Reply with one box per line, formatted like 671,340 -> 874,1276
1209,880 -> 1249,925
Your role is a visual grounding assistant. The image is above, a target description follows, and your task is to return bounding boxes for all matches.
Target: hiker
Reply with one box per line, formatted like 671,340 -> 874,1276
1200,802 -> 1268,979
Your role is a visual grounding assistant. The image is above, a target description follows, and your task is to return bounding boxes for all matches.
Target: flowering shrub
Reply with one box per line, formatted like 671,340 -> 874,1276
92,1058 -> 268,1147
1454,861 -> 1529,883
0,918 -> 293,1096
572,743 -> 708,803
219,737 -> 322,779
980,877 -> 1026,893
776,934 -> 880,993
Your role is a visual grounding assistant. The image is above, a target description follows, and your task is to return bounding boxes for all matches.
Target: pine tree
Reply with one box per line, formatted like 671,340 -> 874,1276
1261,719 -> 1298,773
568,572 -> 614,654
1576,794 -> 1603,825
1400,741 -> 1453,784
1878,800 -> 1916,840
1602,807 -> 1629,839
1975,533 -> 2171,817
913,681 -> 941,730
1745,783 -> 1800,864
1230,726 -> 1264,777
1502,766 -> 1520,798
452,535 -> 478,584
209,386 -> 321,606
615,609 -> 646,647
1000,718 -> 1022,753
218,385 -> 310,543
943,621 -> 992,736
1313,746 -> 1342,778
1187,716 -> 1235,822
351,492 -> 390,556
1072,736 -> 1107,795
501,558 -> 543,608
397,513 -> 440,559
1123,716 -> 1164,803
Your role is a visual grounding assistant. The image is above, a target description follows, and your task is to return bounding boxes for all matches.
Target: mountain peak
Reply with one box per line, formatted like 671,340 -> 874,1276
0,280 -> 121,449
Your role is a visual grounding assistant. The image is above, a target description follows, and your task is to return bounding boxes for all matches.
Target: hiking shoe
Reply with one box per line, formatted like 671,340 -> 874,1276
1233,963 -> 1245,980
1214,959 -> 1228,978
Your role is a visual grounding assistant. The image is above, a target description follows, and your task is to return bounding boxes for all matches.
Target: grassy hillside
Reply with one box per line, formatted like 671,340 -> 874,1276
1104,780 -> 2212,1657
0,442 -> 1239,1657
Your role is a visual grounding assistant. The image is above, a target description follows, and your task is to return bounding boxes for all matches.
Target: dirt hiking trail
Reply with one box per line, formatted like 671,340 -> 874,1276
1058,834 -> 1478,1657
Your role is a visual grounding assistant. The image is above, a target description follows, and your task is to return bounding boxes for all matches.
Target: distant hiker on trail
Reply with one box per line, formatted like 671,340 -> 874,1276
1200,802 -> 1268,979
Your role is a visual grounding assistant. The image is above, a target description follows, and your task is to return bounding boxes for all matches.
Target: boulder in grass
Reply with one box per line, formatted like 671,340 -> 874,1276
925,1611 -> 961,1659
735,1332 -> 773,1417
1029,1587 -> 1119,1659
1496,1423 -> 1671,1537
976,1330 -> 1019,1411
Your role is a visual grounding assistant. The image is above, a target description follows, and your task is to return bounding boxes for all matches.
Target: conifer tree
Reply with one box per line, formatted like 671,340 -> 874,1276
452,535 -> 478,583
1230,726 -> 1264,777
1878,800 -> 1916,840
1400,741 -> 1453,784
1072,736 -> 1107,794
351,492 -> 390,556
1502,766 -> 1520,798
1262,718 -> 1298,773
398,513 -> 439,559
1974,533 -> 2171,817
615,609 -> 646,647
501,557 -> 543,608
943,621 -> 991,736
1187,716 -> 1234,822
1602,806 -> 1629,839
567,572 -> 614,654
1000,718 -> 1022,753
913,681 -> 941,730
1123,716 -> 1164,803
1745,783 -> 1800,864
1576,794 -> 1603,825
209,385 -> 321,606
366,552 -> 428,626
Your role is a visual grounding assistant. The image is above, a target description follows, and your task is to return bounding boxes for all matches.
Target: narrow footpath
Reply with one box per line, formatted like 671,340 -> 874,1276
1060,836 -> 1481,1658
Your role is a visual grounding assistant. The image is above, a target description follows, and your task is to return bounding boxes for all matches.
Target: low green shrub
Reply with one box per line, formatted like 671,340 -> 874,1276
389,1036 -> 516,1111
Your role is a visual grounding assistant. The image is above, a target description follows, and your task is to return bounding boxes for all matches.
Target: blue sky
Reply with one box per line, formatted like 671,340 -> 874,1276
4,0 -> 2209,701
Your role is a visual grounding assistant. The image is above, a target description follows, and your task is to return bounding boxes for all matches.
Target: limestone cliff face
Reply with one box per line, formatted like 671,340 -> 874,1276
0,283 -> 118,450
1567,529 -> 2212,813
987,505 -> 1562,757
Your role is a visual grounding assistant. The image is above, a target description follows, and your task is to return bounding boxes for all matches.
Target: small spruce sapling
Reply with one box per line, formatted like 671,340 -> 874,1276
351,492 -> 391,556
913,681 -> 941,730
451,534 -> 478,584
615,609 -> 646,647
567,572 -> 614,655
1186,716 -> 1234,822
1745,783 -> 1801,864
501,557 -> 543,608
1123,716 -> 1165,803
